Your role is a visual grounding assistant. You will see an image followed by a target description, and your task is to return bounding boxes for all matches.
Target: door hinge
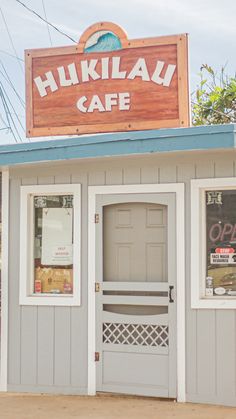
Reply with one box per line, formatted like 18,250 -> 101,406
95,213 -> 99,223
95,282 -> 100,293
95,352 -> 100,362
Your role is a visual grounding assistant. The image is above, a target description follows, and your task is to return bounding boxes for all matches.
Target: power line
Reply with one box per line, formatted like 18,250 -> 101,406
0,113 -> 9,129
0,88 -> 12,128
0,91 -> 22,142
0,85 -> 20,143
0,49 -> 24,62
15,0 -> 77,44
0,77 -> 32,142
0,66 -> 25,107
6,111 -> 24,118
0,62 -> 25,108
41,0 -> 53,46
0,82 -> 25,136
0,63 -> 32,141
0,6 -> 24,74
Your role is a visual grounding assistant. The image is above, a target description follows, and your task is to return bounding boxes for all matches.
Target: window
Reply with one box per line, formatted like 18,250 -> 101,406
191,178 -> 236,308
20,184 -> 81,306
206,189 -> 236,297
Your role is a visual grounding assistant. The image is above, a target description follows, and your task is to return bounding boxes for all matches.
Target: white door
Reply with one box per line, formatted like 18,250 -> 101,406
95,193 -> 176,397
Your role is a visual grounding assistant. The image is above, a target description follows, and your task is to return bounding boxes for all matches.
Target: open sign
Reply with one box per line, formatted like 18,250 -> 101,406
209,223 -> 236,243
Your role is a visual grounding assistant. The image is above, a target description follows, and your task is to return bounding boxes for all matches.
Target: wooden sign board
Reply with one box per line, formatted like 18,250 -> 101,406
25,22 -> 190,137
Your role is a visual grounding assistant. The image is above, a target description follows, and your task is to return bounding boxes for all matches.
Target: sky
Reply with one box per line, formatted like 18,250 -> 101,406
0,0 -> 235,144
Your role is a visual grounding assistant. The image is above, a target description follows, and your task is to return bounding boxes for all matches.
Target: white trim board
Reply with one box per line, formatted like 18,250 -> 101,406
88,183 -> 185,402
0,169 -> 9,391
191,177 -> 236,309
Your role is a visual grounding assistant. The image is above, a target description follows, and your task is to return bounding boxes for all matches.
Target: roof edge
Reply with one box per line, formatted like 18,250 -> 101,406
0,124 -> 235,167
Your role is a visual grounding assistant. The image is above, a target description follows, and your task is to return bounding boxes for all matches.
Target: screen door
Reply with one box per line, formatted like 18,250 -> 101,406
95,193 -> 176,397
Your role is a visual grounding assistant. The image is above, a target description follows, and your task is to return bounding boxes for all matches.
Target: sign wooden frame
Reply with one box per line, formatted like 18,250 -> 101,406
25,22 -> 189,137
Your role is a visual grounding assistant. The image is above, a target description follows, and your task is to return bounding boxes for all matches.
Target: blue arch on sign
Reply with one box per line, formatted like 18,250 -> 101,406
84,32 -> 122,53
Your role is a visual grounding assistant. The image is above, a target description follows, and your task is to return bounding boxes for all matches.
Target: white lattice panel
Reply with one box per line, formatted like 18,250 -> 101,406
103,323 -> 169,347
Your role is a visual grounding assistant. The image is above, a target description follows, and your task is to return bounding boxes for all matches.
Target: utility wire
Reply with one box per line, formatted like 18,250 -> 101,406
41,0 -> 54,140
0,88 -> 12,129
0,90 -> 22,142
0,62 -> 25,108
0,113 -> 9,129
0,49 -> 24,62
0,82 -> 25,135
0,80 -> 31,142
0,7 -> 24,73
0,68 -> 25,107
41,0 -> 53,46
0,63 -> 31,141
0,86 -> 20,142
0,81 -> 25,136
15,0 -> 77,44
4,111 -> 24,118
0,75 -> 32,141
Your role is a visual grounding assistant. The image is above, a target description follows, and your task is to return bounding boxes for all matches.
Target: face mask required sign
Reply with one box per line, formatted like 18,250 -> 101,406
210,253 -> 236,264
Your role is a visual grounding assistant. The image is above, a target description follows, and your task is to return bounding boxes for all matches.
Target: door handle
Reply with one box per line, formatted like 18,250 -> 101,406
169,285 -> 174,303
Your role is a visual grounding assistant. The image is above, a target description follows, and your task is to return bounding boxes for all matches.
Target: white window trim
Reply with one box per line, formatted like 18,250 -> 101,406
88,183 -> 186,402
19,184 -> 81,306
191,177 -> 236,309
0,168 -> 9,391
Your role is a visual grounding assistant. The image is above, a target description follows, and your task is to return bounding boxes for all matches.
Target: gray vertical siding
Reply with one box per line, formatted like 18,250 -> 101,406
186,154 -> 236,406
8,169 -> 88,394
8,178 -> 21,386
7,150 -> 236,405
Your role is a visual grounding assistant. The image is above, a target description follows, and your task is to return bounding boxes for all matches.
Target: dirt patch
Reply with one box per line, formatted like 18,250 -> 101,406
0,393 -> 235,419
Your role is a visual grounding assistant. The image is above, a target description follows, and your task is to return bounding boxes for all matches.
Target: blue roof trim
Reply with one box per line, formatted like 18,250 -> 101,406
0,124 -> 235,167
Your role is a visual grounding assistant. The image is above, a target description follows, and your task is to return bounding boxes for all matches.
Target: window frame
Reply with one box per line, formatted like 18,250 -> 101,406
19,184 -> 81,306
191,177 -> 236,309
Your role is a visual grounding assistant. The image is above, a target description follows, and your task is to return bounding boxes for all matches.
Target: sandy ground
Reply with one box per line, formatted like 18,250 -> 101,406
0,394 -> 236,419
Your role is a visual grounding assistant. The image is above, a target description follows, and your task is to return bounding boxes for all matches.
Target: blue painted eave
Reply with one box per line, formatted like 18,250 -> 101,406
0,124 -> 235,167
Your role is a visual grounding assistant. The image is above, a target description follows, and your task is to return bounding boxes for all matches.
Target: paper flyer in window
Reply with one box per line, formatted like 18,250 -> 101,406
41,208 -> 73,265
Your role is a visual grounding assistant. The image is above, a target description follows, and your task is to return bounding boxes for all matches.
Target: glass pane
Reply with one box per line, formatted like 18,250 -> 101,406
34,194 -> 73,295
206,189 -> 236,297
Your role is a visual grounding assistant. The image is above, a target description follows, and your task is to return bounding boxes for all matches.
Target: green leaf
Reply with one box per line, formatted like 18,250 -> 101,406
192,64 -> 236,126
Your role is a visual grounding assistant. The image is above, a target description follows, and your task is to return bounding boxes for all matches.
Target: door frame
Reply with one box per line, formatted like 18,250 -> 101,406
88,183 -> 185,401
